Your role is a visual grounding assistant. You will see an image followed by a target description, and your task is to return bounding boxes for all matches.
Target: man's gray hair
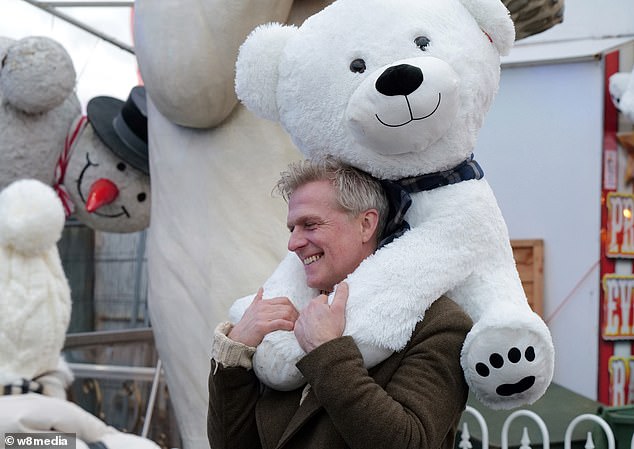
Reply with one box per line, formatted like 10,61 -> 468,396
275,158 -> 388,242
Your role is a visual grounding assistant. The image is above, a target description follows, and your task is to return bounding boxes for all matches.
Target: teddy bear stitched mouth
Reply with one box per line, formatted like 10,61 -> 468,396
375,92 -> 442,128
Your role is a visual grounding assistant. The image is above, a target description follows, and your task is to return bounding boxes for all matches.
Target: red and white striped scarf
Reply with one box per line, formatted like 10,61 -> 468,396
53,115 -> 88,217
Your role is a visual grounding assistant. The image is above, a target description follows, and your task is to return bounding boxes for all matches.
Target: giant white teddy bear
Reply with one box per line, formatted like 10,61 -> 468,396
0,179 -> 159,449
232,0 -> 555,410
132,1 -> 334,447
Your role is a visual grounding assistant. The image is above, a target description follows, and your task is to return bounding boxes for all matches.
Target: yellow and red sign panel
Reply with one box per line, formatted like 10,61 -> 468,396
608,356 -> 634,406
602,275 -> 634,339
606,192 -> 634,258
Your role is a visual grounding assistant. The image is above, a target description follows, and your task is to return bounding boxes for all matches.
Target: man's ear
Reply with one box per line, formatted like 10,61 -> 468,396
360,209 -> 380,244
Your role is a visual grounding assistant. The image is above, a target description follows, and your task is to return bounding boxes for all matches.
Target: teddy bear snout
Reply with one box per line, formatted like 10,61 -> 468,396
375,64 -> 423,97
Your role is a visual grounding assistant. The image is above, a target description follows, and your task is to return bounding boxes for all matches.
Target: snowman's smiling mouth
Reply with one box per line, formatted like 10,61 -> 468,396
77,153 -> 130,218
375,92 -> 442,127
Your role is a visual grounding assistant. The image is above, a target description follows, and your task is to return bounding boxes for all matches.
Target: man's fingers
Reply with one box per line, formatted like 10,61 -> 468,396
253,287 -> 264,303
331,282 -> 349,311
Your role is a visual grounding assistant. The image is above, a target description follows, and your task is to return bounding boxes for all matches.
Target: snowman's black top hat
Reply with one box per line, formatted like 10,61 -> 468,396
87,85 -> 149,175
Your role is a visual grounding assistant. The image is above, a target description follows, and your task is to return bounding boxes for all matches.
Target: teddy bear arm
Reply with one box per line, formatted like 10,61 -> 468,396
342,213 -> 500,350
134,0 -> 296,128
228,252 -> 316,323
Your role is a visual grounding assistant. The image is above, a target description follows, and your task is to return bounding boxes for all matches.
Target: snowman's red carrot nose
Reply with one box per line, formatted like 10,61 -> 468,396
86,178 -> 119,213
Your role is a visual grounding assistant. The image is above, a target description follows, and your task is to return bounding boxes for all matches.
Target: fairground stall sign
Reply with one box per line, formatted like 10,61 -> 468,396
608,355 -> 634,405
599,49 -> 634,406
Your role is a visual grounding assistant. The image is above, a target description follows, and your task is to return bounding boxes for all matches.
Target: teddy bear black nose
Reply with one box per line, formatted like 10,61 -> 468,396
375,64 -> 423,97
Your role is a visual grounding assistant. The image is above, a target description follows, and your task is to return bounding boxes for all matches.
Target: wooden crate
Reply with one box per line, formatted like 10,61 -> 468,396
511,239 -> 544,318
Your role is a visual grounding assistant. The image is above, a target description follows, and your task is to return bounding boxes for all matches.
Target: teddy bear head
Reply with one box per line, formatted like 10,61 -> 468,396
236,0 -> 514,180
0,36 -> 80,190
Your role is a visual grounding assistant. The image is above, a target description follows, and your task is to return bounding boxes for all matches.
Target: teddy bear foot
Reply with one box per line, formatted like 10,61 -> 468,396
460,316 -> 554,410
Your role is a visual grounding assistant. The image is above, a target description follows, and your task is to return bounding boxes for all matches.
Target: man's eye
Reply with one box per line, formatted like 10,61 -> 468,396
305,223 -> 317,230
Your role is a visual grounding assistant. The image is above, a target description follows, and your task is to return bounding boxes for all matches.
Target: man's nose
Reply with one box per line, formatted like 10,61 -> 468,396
288,229 -> 306,252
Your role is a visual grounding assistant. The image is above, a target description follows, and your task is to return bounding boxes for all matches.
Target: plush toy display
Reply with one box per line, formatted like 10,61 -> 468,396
232,0 -> 555,409
0,36 -> 80,191
132,2 -> 333,446
55,86 -> 151,232
0,35 -> 150,233
0,179 -> 159,449
610,68 -> 634,122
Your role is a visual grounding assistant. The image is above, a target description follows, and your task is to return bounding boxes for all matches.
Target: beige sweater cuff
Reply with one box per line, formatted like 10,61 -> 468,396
211,321 -> 256,370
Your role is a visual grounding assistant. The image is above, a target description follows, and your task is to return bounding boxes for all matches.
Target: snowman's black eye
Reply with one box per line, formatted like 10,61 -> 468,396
350,58 -> 366,73
137,192 -> 147,203
415,36 -> 431,51
117,162 -> 126,171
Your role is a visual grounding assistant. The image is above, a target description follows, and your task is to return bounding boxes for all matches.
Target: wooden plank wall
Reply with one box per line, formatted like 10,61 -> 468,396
511,239 -> 544,318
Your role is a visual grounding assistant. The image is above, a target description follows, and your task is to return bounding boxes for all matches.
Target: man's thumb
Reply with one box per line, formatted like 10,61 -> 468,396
332,282 -> 349,310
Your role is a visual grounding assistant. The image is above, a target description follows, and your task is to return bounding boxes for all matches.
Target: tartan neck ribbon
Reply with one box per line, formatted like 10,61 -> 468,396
2,378 -> 44,396
378,154 -> 484,248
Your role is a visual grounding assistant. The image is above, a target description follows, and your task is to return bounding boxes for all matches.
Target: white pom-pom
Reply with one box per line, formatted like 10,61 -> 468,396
0,179 -> 65,255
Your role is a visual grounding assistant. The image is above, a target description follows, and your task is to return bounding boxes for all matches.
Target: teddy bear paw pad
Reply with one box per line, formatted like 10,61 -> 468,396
461,326 -> 554,410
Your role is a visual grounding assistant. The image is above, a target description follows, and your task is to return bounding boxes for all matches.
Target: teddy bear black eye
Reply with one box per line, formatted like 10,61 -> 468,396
350,58 -> 366,74
415,36 -> 431,51
117,162 -> 126,171
137,192 -> 147,203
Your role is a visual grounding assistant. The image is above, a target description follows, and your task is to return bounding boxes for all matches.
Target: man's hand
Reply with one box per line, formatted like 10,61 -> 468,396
295,282 -> 349,353
228,288 -> 299,347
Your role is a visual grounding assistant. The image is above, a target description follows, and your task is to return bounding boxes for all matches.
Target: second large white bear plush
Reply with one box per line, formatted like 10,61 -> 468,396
233,0 -> 555,410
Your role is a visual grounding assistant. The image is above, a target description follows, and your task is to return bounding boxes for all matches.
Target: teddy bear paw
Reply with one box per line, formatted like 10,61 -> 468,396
461,320 -> 554,410
252,330 -> 306,391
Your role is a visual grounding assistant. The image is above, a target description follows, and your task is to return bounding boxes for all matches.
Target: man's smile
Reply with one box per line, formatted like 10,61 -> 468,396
303,254 -> 322,265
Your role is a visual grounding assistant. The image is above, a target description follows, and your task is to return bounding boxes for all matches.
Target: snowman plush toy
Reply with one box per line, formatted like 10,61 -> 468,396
55,86 -> 151,233
232,0 -> 555,409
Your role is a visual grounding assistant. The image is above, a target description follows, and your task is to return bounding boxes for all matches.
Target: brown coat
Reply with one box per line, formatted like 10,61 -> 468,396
208,296 -> 472,449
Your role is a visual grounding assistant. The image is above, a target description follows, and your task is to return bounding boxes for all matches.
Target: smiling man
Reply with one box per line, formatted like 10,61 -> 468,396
208,158 -> 473,449
283,160 -> 387,293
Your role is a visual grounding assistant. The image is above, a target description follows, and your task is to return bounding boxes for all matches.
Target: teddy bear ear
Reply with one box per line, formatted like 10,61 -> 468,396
235,23 -> 298,122
458,0 -> 516,56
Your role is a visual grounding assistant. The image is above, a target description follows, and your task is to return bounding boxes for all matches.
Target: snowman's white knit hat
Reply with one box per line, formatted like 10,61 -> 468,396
0,179 -> 71,385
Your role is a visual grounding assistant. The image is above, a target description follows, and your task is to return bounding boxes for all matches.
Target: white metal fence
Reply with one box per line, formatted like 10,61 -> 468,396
459,406 -> 633,449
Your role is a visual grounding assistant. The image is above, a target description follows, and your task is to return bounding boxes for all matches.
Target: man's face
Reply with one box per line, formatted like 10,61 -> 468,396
287,180 -> 374,292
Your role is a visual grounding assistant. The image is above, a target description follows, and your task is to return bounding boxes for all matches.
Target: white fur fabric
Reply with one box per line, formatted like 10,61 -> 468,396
0,179 -> 70,385
233,0 -> 554,410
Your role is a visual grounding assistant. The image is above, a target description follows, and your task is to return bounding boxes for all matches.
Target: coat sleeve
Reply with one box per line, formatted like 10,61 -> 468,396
296,297 -> 472,449
207,360 -> 263,449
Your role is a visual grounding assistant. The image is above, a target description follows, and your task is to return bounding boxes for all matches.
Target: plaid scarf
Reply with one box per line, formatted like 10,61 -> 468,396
1,378 -> 44,396
378,154 -> 484,248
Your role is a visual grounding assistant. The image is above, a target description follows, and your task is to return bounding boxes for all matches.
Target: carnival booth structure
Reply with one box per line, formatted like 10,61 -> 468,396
470,0 -> 634,417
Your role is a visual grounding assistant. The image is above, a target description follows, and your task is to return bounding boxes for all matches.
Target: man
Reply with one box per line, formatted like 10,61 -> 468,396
208,158 -> 472,449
